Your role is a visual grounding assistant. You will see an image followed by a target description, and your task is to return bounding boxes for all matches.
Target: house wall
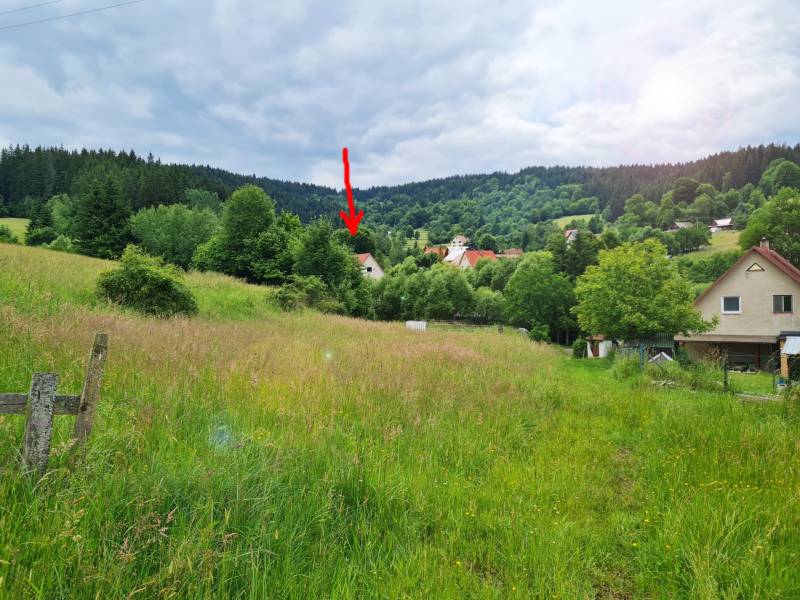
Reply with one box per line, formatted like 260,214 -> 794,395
360,256 -> 384,280
695,250 -> 800,338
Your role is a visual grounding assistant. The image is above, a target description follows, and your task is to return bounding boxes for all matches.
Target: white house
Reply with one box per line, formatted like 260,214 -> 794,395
448,235 -> 470,249
710,217 -> 733,233
356,253 -> 384,280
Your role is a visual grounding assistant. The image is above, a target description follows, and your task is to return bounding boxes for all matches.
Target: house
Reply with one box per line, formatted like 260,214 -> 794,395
356,253 -> 384,280
709,217 -> 733,233
443,247 -> 466,266
564,229 -> 579,244
498,248 -> 523,259
424,246 -> 447,259
448,235 -> 470,249
675,239 -> 800,376
586,335 -> 613,358
453,250 -> 497,269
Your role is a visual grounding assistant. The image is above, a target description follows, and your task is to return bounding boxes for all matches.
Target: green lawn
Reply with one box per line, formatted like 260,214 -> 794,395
729,371 -> 777,396
0,243 -> 798,598
0,217 -> 29,242
551,213 -> 593,228
407,228 -> 429,249
684,229 -> 741,258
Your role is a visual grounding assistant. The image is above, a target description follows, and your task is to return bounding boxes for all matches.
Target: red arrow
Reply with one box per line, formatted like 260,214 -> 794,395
339,147 -> 364,236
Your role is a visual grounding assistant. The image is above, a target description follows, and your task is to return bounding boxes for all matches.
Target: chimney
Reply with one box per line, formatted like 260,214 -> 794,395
760,237 -> 770,251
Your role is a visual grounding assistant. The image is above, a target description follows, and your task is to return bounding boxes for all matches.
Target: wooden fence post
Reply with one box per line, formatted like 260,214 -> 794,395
72,333 -> 108,446
23,373 -> 57,473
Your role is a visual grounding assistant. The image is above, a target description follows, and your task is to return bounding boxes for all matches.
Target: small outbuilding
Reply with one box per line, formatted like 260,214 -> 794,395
356,253 -> 384,280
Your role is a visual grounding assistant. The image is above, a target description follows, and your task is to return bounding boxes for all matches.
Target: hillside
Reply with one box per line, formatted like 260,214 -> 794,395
3,143 -> 800,236
1,243 -> 798,597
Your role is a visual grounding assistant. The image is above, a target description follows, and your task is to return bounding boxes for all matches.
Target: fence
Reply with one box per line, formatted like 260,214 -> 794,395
0,333 -> 108,473
621,342 -> 784,396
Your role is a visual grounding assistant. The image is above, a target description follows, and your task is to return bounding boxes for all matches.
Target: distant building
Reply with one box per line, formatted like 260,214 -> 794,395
498,248 -> 523,259
675,239 -> 800,376
564,229 -> 579,244
356,253 -> 384,280
453,250 -> 498,269
710,217 -> 733,232
448,235 -> 470,249
424,246 -> 447,259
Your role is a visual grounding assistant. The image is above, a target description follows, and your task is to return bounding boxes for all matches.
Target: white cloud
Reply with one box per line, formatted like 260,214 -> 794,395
0,0 -> 797,186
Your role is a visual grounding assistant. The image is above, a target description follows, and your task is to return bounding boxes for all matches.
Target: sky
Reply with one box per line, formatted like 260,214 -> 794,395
0,0 -> 799,188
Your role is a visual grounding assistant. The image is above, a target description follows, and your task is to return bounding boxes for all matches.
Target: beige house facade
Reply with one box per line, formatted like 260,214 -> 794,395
676,240 -> 800,372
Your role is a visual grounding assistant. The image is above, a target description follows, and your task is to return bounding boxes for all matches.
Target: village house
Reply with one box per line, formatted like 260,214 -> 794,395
564,229 -> 579,244
497,248 -> 523,259
453,250 -> 497,269
675,239 -> 800,377
709,217 -> 733,232
356,253 -> 384,280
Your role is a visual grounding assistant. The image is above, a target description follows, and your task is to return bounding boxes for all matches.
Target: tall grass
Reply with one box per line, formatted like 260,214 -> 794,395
1,243 -> 799,598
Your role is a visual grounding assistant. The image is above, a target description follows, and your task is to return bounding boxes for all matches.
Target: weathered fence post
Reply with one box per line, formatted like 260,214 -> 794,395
23,373 -> 58,473
72,333 -> 108,446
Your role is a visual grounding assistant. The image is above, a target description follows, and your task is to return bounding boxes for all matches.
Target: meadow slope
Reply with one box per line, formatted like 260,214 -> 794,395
0,243 -> 798,599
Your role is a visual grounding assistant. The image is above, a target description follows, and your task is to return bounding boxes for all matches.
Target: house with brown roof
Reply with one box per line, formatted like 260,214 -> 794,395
355,253 -> 384,280
675,239 -> 800,374
453,250 -> 498,269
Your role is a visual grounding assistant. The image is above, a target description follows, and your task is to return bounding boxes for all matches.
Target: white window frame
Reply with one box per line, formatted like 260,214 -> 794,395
721,295 -> 741,315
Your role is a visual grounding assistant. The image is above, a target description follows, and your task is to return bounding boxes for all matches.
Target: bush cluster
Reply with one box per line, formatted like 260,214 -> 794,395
97,245 -> 198,317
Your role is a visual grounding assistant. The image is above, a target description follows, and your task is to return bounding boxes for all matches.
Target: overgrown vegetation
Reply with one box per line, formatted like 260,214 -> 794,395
96,245 -> 198,317
1,244 -> 799,597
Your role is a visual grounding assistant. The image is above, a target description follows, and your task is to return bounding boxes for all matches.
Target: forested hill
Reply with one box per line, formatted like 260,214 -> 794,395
2,143 -> 799,239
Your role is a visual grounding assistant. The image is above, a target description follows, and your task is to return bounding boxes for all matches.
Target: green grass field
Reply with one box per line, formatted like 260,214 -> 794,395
407,228 -> 429,249
1,242 -> 798,598
551,213 -> 593,228
0,218 -> 30,243
684,229 -> 741,258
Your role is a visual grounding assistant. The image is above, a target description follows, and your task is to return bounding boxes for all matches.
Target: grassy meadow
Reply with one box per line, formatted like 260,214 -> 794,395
1,242 -> 799,598
684,230 -> 740,258
551,213 -> 594,228
0,218 -> 29,243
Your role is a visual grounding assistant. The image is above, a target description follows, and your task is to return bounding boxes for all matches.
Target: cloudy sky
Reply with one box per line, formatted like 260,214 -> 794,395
1,0 -> 799,187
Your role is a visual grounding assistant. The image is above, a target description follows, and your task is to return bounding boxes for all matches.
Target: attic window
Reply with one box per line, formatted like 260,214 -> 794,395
366,267 -> 373,272
746,262 -> 765,272
722,296 -> 741,314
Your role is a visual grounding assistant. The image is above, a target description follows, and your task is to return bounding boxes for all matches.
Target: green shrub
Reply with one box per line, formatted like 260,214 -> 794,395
275,275 -> 331,312
25,226 -> 57,246
42,235 -> 76,253
611,354 -> 641,380
0,225 -> 17,244
644,358 -> 724,392
97,245 -> 198,317
572,337 -> 587,358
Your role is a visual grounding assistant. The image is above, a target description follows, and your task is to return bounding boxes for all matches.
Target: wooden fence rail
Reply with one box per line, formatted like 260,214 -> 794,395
0,333 -> 108,473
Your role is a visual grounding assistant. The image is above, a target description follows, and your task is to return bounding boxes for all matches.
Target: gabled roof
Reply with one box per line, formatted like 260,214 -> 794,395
695,245 -> 800,304
356,253 -> 373,264
564,229 -> 578,237
713,218 -> 732,227
460,250 -> 497,266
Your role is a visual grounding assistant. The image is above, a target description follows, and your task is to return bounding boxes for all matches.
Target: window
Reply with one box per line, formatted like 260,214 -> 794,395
773,295 -> 793,313
366,267 -> 373,272
722,296 -> 741,314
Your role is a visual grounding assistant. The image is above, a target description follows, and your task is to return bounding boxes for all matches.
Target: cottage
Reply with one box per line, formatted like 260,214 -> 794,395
356,253 -> 384,280
453,250 -> 498,269
564,229 -> 579,244
710,217 -> 733,233
675,239 -> 800,376
498,248 -> 523,259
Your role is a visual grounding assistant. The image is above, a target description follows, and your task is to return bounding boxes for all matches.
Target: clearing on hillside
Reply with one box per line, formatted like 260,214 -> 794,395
0,243 -> 798,598
0,217 -> 29,242
684,229 -> 740,258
